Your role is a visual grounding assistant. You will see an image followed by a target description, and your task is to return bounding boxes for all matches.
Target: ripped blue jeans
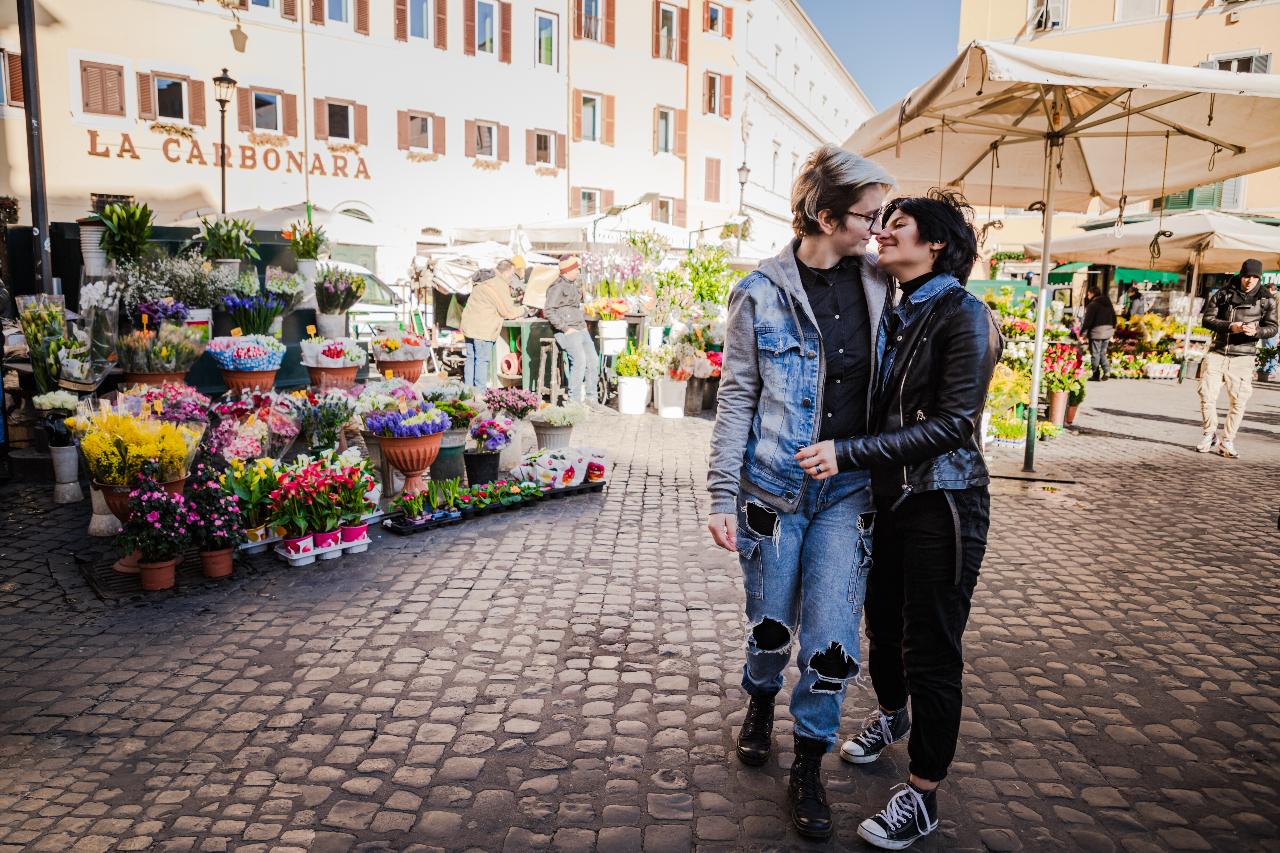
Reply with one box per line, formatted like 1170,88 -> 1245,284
736,470 -> 874,746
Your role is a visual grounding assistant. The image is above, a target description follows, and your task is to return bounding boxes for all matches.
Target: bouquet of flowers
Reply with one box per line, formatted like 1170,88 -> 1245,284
584,297 -> 630,321
284,220 -> 328,260
291,389 -> 358,452
207,335 -> 287,371
222,294 -> 288,336
220,456 -> 277,530
265,267 -> 306,311
120,462 -> 194,562
122,382 -> 211,424
353,377 -> 422,415
17,294 -> 65,393
78,280 -> 121,372
335,459 -> 377,525
138,298 -> 190,326
316,266 -> 366,314
423,380 -> 473,404
364,405 -> 451,438
370,333 -> 430,362
530,402 -> 588,427
705,350 -> 722,377
34,391 -> 79,447
482,387 -> 541,420
116,251 -> 239,313
470,418 -> 513,451
300,336 -> 367,368
186,457 -> 246,551
206,392 -> 300,461
1041,342 -> 1086,393
436,399 -> 478,432
117,323 -> 207,374
67,407 -> 205,486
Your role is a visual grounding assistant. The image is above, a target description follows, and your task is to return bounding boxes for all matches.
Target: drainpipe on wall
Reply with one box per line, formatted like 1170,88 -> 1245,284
1162,0 -> 1175,65
300,9 -> 312,224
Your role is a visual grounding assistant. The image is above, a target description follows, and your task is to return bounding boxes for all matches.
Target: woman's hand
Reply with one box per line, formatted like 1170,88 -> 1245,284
708,513 -> 738,552
796,440 -> 838,481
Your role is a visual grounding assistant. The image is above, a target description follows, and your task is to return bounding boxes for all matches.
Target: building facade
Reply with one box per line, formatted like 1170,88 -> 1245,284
0,0 -> 862,278
957,0 -> 1280,269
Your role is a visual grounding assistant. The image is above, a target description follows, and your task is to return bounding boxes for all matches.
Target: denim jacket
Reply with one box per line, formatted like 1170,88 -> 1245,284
707,240 -> 891,515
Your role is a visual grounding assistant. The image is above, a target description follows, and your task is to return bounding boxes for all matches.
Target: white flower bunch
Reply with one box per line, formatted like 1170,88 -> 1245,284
34,390 -> 78,411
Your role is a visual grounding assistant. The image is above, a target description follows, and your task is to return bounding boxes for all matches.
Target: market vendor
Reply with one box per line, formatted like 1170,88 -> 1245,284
544,256 -> 600,404
460,259 -> 525,390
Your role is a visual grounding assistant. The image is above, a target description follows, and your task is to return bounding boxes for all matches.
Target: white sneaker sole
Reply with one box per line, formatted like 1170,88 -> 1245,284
839,746 -> 882,764
857,821 -> 926,849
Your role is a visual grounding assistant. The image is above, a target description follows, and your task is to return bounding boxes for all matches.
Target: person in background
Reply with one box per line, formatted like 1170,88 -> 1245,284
459,259 -> 524,390
1197,259 -> 1277,458
1124,285 -> 1148,319
544,257 -> 600,404
1261,280 -> 1279,377
1080,284 -> 1117,381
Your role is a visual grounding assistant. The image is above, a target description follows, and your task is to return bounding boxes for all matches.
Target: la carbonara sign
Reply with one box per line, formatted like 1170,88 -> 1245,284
86,130 -> 372,180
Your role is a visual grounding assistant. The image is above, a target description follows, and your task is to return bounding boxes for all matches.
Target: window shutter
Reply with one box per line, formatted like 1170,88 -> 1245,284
498,123 -> 510,161
651,1 -> 660,57
570,185 -> 582,215
136,71 -> 155,120
721,74 -> 733,118
1255,53 -> 1271,74
237,87 -> 253,131
604,0 -> 615,46
725,7 -> 734,38
105,66 -> 125,115
355,103 -> 368,144
82,64 -> 101,113
281,0 -> 298,21
433,114 -> 446,153
705,157 -> 720,202
675,108 -> 687,157
650,198 -> 659,219
572,88 -> 582,141
310,0 -> 324,24
526,129 -> 535,164
652,106 -> 659,154
603,94 -> 615,146
602,189 -> 615,210
188,79 -> 206,126
674,198 -> 687,228
398,110 -> 409,149
555,132 -> 566,168
678,7 -> 688,64
314,97 -> 328,139
283,94 -> 298,136
355,0 -> 370,34
465,119 -> 477,156
5,52 -> 22,106
701,72 -> 709,113
1220,176 -> 1244,209
500,2 -> 512,62
573,0 -> 582,38
464,0 -> 475,55
395,0 -> 408,40
702,2 -> 710,31
435,0 -> 448,49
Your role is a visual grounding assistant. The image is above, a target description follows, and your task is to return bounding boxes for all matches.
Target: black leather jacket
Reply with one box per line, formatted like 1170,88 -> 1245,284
835,285 -> 1003,504
1202,281 -> 1278,357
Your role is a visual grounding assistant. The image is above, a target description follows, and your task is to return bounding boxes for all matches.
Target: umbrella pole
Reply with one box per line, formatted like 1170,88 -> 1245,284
1023,141 -> 1060,472
1177,249 -> 1202,384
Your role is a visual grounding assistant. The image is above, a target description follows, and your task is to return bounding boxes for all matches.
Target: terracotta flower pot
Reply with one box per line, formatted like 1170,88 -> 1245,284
96,477 -> 187,523
199,548 -> 234,579
378,433 -> 442,494
139,557 -> 177,591
1047,390 -> 1069,427
1064,404 -> 1079,426
375,359 -> 424,383
124,370 -> 188,387
308,364 -> 359,390
221,368 -> 278,393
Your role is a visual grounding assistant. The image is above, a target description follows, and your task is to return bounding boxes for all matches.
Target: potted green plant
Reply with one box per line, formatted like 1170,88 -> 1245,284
87,202 -> 155,269
283,220 -> 328,294
1064,379 -> 1085,426
614,348 -> 651,415
199,216 -> 260,271
315,265 -> 367,338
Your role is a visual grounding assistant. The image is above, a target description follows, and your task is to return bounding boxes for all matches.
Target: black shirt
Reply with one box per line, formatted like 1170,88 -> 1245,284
796,255 -> 871,441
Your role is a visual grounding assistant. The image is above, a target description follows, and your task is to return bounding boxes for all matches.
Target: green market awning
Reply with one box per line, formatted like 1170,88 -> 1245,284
1048,262 -> 1089,283
1115,268 -> 1181,284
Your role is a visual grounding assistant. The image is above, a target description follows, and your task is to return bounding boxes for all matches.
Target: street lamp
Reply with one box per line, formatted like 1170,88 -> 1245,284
212,68 -> 237,214
736,162 -> 750,257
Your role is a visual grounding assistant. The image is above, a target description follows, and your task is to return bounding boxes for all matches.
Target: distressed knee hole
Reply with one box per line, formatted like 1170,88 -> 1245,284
808,641 -> 858,690
744,501 -> 778,538
749,618 -> 792,653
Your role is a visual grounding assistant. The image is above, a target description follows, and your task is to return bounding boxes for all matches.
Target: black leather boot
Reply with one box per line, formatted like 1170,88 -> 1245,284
735,691 -> 777,766
788,736 -> 833,839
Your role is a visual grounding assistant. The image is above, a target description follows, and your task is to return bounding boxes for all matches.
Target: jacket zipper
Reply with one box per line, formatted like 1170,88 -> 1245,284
891,345 -> 924,510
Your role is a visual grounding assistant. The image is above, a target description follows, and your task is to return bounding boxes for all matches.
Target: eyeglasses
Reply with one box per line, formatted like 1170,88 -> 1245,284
845,208 -> 881,227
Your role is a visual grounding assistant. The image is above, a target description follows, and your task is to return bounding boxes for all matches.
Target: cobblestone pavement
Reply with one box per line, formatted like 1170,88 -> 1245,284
1,378 -> 1278,853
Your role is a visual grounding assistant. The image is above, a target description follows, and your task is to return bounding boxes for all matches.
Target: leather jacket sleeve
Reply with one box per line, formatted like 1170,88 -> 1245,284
1201,289 -> 1231,333
1259,294 -> 1278,340
835,299 -> 1000,471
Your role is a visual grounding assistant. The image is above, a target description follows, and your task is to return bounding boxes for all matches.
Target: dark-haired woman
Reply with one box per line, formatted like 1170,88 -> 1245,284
795,190 -> 1002,850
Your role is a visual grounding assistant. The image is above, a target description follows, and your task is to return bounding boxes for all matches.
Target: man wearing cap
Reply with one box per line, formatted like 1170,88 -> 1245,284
1197,258 -> 1277,458
460,259 -> 525,389
544,256 -> 600,404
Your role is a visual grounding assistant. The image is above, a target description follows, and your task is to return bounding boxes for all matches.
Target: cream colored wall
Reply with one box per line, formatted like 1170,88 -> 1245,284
685,0 -> 739,240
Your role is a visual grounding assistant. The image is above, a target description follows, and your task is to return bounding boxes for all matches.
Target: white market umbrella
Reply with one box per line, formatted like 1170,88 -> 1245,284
1025,210 -> 1280,379
846,40 -> 1280,470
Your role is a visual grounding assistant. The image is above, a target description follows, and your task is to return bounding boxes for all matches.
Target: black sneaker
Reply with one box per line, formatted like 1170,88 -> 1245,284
736,692 -> 777,766
857,782 -> 939,849
839,706 -> 909,765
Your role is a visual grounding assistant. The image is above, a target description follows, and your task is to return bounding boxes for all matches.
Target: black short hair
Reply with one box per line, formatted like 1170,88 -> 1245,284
880,188 -> 978,284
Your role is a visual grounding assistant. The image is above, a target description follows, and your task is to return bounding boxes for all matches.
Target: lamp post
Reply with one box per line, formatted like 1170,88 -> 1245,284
212,68 -> 237,214
736,161 -> 750,257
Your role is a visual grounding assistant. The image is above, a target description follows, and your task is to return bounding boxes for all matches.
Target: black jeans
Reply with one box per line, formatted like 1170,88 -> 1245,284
1089,337 -> 1111,378
865,486 -> 990,783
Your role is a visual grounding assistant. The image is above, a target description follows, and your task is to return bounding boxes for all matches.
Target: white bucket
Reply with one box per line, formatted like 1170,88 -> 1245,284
655,378 -> 687,419
616,377 -> 650,415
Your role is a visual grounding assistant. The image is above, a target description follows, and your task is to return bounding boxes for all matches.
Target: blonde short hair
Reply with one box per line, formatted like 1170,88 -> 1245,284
791,145 -> 895,236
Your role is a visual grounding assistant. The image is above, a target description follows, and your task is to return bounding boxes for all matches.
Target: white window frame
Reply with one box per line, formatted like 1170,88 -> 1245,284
535,10 -> 559,69
655,197 -> 674,224
534,129 -> 555,165
407,111 -> 434,151
154,74 -> 188,122
1029,0 -> 1066,32
771,143 -> 780,192
656,107 -> 674,154
474,119 -> 498,159
327,100 -> 354,141
707,2 -> 724,35
328,0 -> 350,24
476,0 -> 498,55
408,0 -> 431,40
251,89 -> 280,132
657,3 -> 678,61
1209,49 -> 1265,73
580,188 -> 601,215
706,72 -> 721,116
581,0 -> 603,42
581,92 -> 601,142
